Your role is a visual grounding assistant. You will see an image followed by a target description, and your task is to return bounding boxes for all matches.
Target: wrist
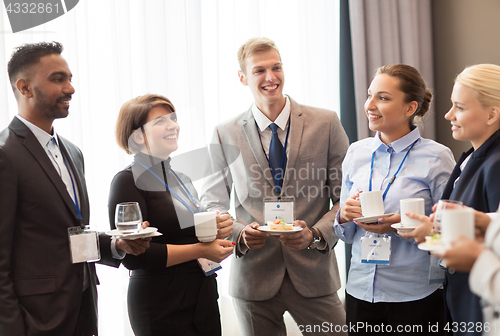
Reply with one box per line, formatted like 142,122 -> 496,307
308,228 -> 321,249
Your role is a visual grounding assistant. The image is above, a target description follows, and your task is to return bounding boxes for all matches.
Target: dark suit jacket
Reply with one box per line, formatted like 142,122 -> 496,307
0,117 -> 118,336
441,129 -> 500,335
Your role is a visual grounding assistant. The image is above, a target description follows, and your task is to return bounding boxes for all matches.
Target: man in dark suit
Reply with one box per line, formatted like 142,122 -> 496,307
0,42 -> 150,336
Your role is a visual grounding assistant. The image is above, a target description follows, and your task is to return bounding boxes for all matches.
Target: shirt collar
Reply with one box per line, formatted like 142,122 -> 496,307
16,115 -> 59,147
252,95 -> 290,132
371,127 -> 421,153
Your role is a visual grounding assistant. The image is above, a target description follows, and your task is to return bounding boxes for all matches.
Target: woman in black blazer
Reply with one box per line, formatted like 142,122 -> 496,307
440,64 -> 500,335
109,94 -> 235,336
401,64 -> 500,335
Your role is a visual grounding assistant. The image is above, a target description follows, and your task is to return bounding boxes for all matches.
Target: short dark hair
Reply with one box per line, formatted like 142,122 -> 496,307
7,41 -> 63,91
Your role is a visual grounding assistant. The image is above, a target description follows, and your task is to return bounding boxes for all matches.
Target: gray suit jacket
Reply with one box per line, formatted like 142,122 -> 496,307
200,97 -> 349,301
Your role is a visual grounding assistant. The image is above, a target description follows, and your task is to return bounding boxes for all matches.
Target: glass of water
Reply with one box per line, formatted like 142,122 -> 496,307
115,202 -> 143,234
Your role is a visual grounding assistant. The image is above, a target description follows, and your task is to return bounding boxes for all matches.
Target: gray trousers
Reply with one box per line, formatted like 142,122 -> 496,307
233,272 -> 347,336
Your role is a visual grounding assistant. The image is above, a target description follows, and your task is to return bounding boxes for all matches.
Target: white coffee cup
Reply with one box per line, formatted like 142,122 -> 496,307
441,207 -> 474,247
194,212 -> 217,242
359,190 -> 385,217
400,198 -> 425,228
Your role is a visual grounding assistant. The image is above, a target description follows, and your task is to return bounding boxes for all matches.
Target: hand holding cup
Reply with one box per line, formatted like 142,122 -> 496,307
194,212 -> 218,242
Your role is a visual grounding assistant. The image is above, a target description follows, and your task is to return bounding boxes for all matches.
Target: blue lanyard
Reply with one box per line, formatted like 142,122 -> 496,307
257,117 -> 291,194
136,161 -> 201,215
369,139 -> 419,200
60,149 -> 83,226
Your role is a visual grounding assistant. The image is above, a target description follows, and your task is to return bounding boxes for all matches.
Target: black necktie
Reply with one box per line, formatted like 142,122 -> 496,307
269,123 -> 286,191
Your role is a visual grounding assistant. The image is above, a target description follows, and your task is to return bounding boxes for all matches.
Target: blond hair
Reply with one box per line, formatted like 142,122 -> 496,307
116,94 -> 175,154
456,64 -> 500,109
237,37 -> 281,74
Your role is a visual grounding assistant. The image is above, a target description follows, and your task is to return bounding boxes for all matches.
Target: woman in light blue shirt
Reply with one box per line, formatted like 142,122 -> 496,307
334,64 -> 455,335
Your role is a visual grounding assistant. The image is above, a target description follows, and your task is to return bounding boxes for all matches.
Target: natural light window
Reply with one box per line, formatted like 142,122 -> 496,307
0,1 -> 342,335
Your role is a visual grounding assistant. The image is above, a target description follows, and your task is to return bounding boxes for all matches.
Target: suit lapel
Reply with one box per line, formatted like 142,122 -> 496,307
241,109 -> 276,189
282,99 -> 304,192
10,118 -> 81,223
441,150 -> 470,199
453,158 -> 485,201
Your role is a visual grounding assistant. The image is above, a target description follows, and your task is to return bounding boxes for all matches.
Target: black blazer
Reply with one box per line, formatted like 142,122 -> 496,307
0,117 -> 118,336
441,129 -> 500,335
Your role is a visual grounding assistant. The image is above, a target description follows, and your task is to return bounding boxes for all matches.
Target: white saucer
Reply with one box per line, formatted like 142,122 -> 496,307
418,242 -> 446,253
354,213 -> 394,224
106,227 -> 162,240
257,226 -> 303,235
391,223 -> 415,232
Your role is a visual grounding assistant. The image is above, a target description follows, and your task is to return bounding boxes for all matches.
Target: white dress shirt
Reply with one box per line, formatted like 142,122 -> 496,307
252,95 -> 291,158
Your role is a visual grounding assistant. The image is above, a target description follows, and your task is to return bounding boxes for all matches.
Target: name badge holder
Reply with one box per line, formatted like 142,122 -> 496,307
197,258 -> 222,276
68,226 -> 100,263
263,196 -> 295,225
360,233 -> 391,264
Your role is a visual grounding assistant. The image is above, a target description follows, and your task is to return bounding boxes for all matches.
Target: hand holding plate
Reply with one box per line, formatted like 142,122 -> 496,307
276,220 -> 311,250
242,223 -> 269,250
398,213 -> 433,243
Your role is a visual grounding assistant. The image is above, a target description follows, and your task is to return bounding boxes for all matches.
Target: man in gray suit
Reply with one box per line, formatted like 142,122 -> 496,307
201,37 -> 349,336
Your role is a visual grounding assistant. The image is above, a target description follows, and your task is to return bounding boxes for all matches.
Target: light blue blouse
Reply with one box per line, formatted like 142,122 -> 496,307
334,127 -> 455,303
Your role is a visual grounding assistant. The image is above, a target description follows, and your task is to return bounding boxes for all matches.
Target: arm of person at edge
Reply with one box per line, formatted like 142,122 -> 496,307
276,111 -> 349,250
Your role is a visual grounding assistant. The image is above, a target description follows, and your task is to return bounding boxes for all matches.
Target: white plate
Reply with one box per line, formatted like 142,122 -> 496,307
257,226 -> 303,235
418,242 -> 446,253
106,227 -> 162,240
354,213 -> 395,223
391,223 -> 415,232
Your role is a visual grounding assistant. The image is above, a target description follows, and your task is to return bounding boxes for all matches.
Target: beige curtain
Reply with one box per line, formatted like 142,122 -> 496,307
349,0 -> 436,140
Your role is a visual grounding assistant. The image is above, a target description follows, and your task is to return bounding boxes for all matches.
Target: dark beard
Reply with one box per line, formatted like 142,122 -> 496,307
33,87 -> 70,120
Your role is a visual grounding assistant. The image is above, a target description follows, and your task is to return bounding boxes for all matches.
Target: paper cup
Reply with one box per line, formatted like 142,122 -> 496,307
400,198 -> 425,228
194,212 -> 217,242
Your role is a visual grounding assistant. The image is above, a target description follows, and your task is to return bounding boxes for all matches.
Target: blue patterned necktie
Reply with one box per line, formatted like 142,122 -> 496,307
269,123 -> 286,191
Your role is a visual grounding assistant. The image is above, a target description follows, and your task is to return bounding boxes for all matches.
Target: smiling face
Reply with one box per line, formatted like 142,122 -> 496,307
238,49 -> 286,117
445,82 -> 499,150
137,106 -> 179,159
365,74 -> 417,144
26,54 -> 75,122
